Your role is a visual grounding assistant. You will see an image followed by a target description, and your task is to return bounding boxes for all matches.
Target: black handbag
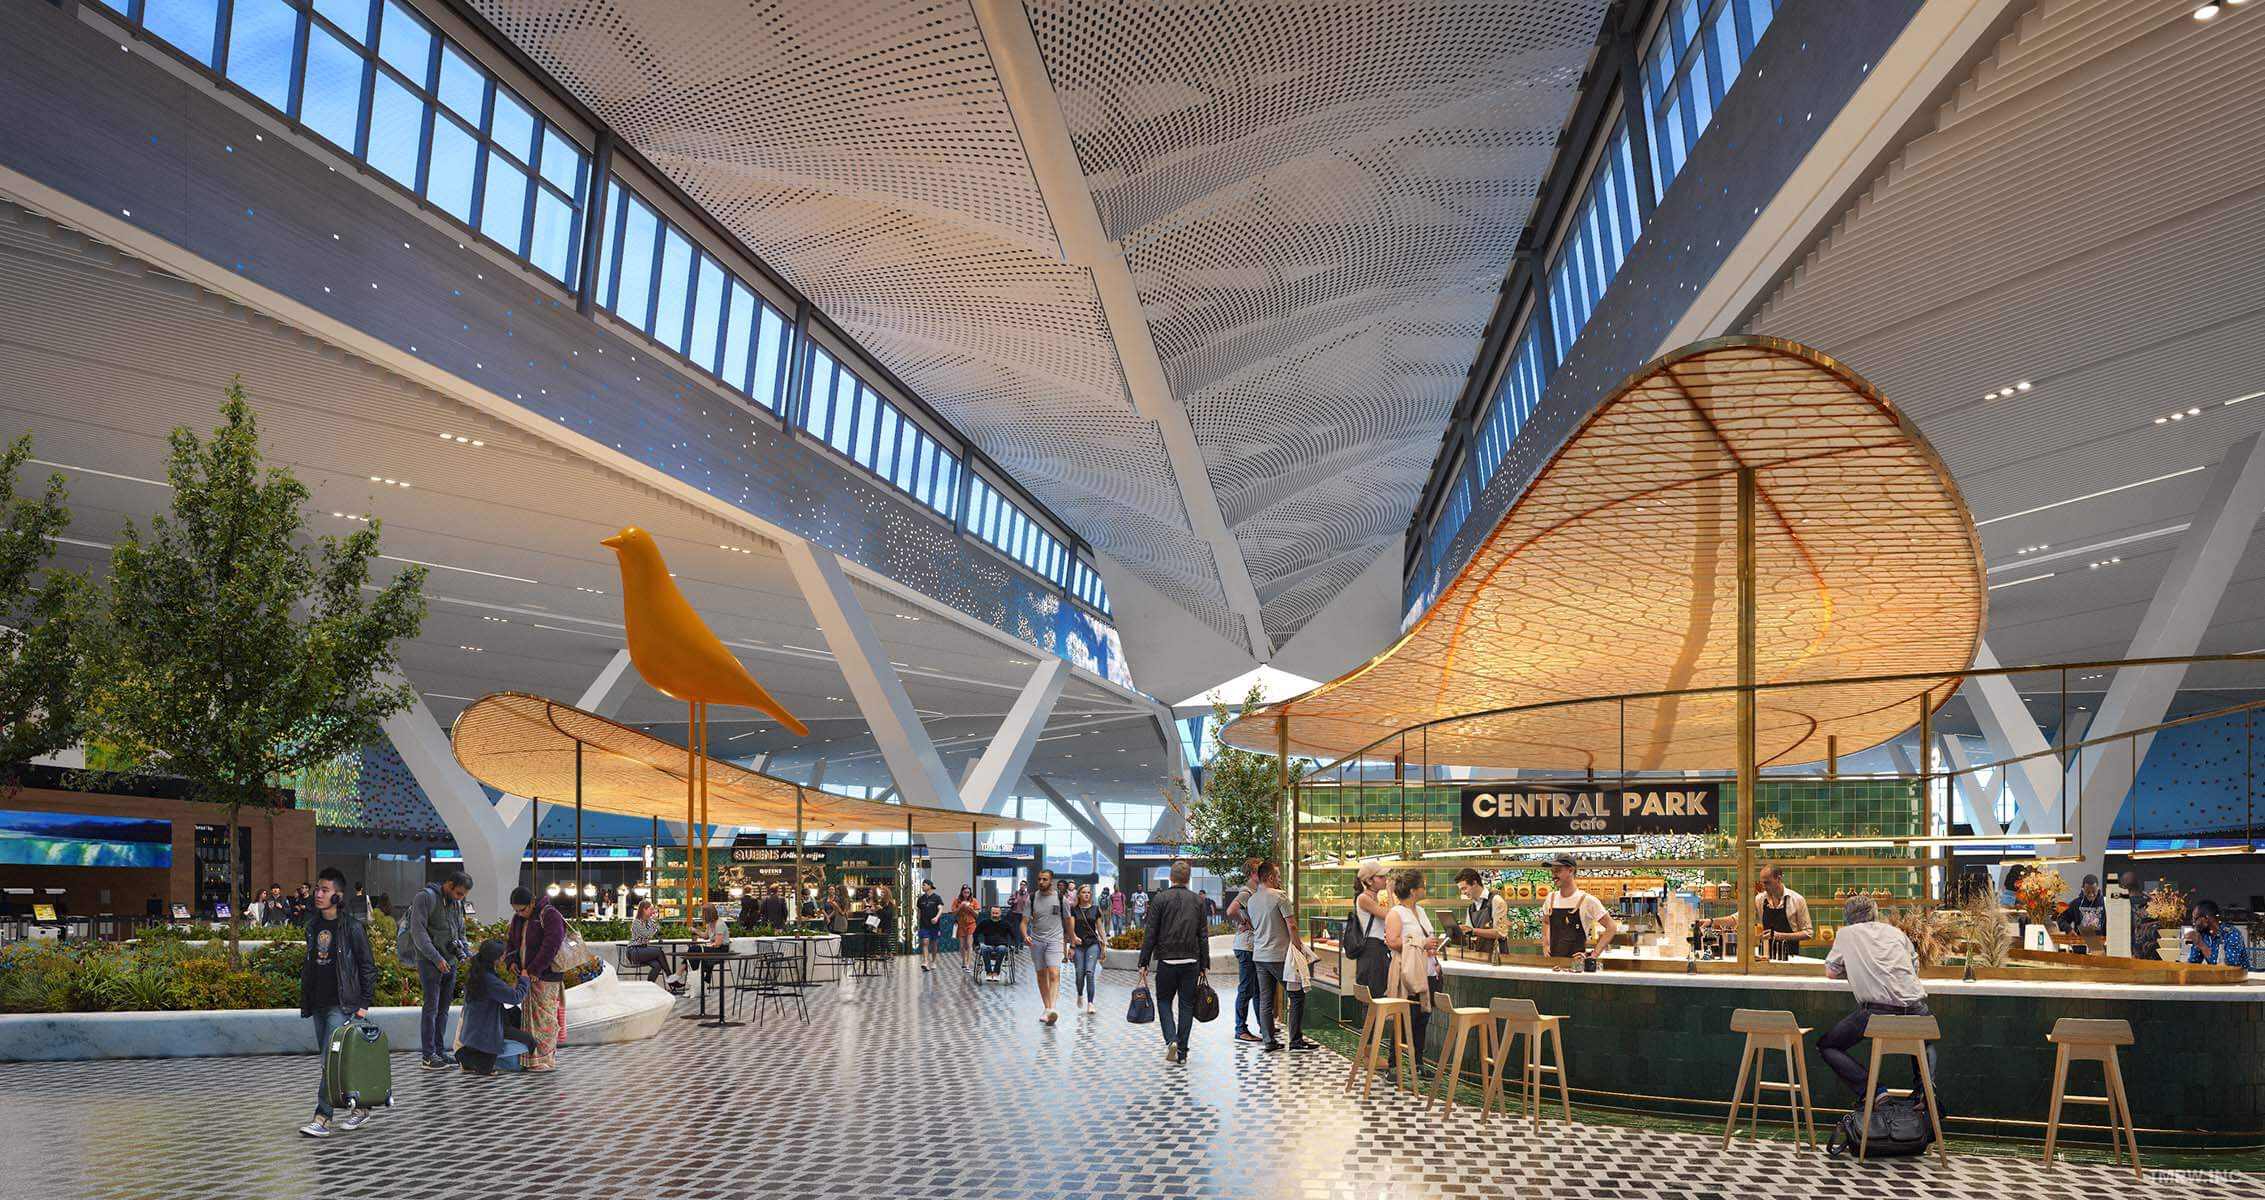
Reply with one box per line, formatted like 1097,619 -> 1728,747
1191,976 -> 1219,1023
1125,985 -> 1156,1024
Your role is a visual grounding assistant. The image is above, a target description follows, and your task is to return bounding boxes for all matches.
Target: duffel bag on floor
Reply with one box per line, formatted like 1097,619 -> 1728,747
1826,1095 -> 1934,1159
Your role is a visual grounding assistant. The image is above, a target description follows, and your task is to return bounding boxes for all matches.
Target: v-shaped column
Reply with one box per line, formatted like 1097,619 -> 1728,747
781,539 -> 1068,814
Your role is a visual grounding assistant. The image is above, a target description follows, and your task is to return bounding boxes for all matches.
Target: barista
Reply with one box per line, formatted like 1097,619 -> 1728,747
1707,865 -> 1812,959
1542,853 -> 1618,961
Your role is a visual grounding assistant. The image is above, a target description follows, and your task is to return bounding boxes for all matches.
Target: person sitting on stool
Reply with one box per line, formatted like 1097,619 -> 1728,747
1816,894 -> 1936,1107
2183,899 -> 2252,969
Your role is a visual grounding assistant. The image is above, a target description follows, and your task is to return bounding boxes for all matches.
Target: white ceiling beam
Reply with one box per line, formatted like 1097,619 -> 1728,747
969,0 -> 1272,660
1967,641 -> 2063,835
1934,734 -> 2003,838
575,648 -> 638,718
2071,433 -> 2265,875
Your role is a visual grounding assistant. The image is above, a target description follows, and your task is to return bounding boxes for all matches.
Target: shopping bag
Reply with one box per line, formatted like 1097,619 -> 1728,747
1192,977 -> 1219,1023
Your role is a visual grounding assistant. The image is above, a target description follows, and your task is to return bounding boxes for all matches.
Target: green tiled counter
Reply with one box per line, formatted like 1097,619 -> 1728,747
1321,959 -> 2264,1150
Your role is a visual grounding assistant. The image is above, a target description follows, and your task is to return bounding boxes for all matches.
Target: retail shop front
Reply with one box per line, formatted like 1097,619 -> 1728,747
1227,339 -> 2265,1151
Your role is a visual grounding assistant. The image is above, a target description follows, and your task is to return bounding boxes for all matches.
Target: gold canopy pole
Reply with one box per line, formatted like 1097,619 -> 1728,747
1919,693 -> 1935,901
1276,713 -> 1291,868
794,785 -> 805,925
1736,466 -> 1758,976
685,699 -> 697,922
698,700 -> 711,913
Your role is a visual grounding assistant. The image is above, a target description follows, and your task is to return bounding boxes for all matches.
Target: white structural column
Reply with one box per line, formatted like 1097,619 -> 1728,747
2071,434 -> 2265,875
577,649 -> 638,717
962,657 -> 1069,815
1934,734 -> 2005,838
382,690 -> 531,913
1967,641 -> 2062,835
1027,774 -> 1122,860
969,0 -> 1271,659
1157,705 -> 1197,809
783,539 -> 964,811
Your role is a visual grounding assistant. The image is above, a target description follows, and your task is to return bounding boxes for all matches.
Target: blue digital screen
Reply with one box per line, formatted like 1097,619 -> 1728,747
0,809 -> 173,868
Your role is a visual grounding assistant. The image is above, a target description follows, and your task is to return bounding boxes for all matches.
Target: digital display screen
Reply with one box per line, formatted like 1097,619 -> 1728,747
0,810 -> 172,868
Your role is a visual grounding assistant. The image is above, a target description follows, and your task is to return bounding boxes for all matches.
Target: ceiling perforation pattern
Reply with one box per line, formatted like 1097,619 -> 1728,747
474,0 -> 1609,652
1025,0 -> 1607,642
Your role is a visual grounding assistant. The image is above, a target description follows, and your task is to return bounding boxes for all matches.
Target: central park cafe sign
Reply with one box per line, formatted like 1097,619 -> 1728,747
1460,784 -> 1720,837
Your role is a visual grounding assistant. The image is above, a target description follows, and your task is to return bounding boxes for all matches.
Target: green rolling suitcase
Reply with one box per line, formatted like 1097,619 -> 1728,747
324,1018 -> 394,1111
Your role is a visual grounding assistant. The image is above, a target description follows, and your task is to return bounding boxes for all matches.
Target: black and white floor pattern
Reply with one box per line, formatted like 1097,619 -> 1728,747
0,960 -> 2250,1200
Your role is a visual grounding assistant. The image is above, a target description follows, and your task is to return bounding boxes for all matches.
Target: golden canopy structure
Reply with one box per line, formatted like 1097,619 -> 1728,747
1227,336 -> 1986,772
450,692 -> 1041,835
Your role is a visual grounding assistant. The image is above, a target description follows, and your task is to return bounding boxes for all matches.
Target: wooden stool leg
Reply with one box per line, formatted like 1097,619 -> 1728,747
1914,1045 -> 1948,1166
1345,1004 -> 1376,1094
2104,1052 -> 2141,1181
1435,1020 -> 1467,1114
1396,1011 -> 1418,1094
1792,1038 -> 1817,1147
1750,1041 -> 1768,1141
1526,1030 -> 1542,1134
1483,1028 -> 1518,1120
1858,1043 -> 1884,1159
1475,1024 -> 1494,1117
1360,1014 -> 1386,1101
2041,1043 -> 2070,1166
1551,1025 -> 1572,1124
1722,1041 -> 1754,1148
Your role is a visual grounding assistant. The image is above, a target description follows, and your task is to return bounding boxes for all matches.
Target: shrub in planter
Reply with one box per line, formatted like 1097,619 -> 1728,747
1107,929 -> 1144,951
0,942 -> 73,1013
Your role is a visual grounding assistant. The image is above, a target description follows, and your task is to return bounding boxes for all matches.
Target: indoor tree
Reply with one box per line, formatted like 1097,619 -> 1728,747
0,435 -> 91,789
92,380 -> 428,961
1172,688 -> 1299,892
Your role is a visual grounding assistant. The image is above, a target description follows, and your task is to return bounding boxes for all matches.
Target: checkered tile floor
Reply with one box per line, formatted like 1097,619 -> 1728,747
0,960 -> 2250,1199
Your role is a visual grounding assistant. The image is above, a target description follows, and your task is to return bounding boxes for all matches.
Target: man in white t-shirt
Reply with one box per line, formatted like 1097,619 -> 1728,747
1541,853 -> 1618,960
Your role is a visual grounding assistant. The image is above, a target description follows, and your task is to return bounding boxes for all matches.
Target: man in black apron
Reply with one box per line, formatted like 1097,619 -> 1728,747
1542,853 -> 1616,961
1708,865 -> 1811,960
1454,868 -> 1509,961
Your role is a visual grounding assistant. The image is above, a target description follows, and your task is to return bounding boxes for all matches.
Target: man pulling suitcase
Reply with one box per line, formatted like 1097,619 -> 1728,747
300,866 -> 384,1138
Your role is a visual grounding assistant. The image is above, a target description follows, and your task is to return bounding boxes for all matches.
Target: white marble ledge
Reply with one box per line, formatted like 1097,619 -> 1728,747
1438,957 -> 2265,1003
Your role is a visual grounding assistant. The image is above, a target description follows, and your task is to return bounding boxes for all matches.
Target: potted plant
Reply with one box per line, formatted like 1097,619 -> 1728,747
2145,883 -> 2190,960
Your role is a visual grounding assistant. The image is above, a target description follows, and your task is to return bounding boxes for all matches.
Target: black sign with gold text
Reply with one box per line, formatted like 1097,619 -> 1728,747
1459,784 -> 1720,837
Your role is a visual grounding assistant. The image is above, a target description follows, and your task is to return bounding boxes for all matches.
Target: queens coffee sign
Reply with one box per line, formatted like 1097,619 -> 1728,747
1460,784 -> 1719,837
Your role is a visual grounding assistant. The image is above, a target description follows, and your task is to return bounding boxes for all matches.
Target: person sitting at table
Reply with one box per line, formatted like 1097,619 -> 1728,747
2183,899 -> 2252,969
625,900 -> 680,994
1818,894 -> 1935,1107
1706,865 -> 1813,959
973,905 -> 1016,979
676,903 -> 734,992
1452,868 -> 1510,957
456,938 -> 535,1076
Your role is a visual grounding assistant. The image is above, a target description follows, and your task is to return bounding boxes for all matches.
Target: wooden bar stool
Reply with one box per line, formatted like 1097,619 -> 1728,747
1479,997 -> 1571,1131
1341,983 -> 1417,1098
1858,1014 -> 1947,1165
1721,1008 -> 1816,1149
2043,1017 -> 2140,1180
1429,991 -> 1496,1118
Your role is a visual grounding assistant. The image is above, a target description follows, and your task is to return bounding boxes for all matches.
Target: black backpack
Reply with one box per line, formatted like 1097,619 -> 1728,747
1826,1094 -> 1935,1159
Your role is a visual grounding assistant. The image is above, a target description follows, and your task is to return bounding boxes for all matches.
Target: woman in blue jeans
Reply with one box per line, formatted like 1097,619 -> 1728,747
1070,884 -> 1104,1014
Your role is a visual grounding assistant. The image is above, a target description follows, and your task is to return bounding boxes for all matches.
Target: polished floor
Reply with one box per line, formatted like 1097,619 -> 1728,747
0,959 -> 2251,1200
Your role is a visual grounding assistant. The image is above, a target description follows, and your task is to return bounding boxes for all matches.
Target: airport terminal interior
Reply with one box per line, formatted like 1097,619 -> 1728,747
0,0 -> 2261,1196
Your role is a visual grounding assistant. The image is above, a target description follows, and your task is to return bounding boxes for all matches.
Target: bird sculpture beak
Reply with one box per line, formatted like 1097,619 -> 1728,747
599,532 -> 627,549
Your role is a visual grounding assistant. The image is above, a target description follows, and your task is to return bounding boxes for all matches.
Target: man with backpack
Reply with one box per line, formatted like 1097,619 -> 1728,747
1818,894 -> 1935,1106
299,867 -> 377,1138
400,870 -> 474,1071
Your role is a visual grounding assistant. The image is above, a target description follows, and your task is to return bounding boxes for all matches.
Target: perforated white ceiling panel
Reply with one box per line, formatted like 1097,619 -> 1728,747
1027,0 -> 1607,644
471,0 -> 1608,654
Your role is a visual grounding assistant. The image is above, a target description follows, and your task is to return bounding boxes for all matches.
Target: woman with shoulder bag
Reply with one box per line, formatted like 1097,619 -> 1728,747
1384,869 -> 1444,1076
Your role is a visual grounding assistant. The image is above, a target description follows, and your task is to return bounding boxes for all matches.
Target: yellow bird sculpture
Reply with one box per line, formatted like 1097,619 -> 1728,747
599,526 -> 808,734
600,526 -> 807,918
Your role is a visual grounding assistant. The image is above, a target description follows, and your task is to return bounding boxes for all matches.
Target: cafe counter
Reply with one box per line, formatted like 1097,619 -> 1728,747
1314,947 -> 2264,1150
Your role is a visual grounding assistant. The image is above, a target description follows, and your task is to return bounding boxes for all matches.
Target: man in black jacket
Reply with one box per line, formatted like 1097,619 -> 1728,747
1137,859 -> 1210,1065
299,867 -> 378,1138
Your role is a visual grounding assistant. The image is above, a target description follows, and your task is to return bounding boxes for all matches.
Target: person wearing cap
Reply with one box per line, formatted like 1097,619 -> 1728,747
1541,853 -> 1618,961
1350,860 -> 1394,1004
1705,865 -> 1813,960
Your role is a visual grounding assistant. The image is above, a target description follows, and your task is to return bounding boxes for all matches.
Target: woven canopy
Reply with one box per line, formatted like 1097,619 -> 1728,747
1227,337 -> 1986,771
450,692 -> 1040,834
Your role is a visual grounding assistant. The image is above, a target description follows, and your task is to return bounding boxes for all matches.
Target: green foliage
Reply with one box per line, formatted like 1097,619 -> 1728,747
1106,928 -> 1143,950
90,380 -> 428,959
0,435 -> 93,777
0,944 -> 73,1013
1174,690 -> 1300,889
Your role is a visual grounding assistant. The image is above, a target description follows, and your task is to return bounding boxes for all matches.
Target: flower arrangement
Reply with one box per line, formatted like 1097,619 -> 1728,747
2144,883 -> 2189,925
2010,861 -> 2067,924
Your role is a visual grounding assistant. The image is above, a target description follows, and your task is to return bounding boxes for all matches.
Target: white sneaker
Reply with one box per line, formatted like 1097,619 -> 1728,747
299,1116 -> 332,1138
338,1108 -> 372,1132
1044,1008 -> 1058,1025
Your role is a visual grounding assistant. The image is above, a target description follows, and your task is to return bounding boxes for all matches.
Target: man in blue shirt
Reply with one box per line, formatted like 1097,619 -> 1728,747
2184,900 -> 2251,969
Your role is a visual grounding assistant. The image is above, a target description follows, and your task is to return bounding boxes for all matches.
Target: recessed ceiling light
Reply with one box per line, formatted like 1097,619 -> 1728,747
2194,3 -> 2221,19
2086,557 -> 2122,570
458,645 -> 484,652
